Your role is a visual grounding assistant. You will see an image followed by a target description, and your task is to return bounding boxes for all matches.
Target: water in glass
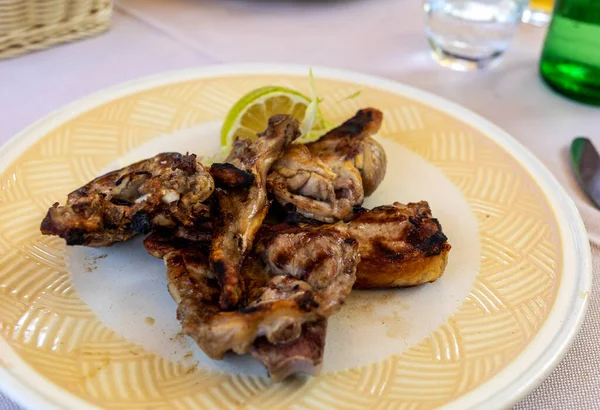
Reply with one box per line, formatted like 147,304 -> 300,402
424,0 -> 528,70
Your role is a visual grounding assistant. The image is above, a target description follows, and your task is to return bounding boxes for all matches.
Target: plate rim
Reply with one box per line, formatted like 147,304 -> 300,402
0,63 -> 591,410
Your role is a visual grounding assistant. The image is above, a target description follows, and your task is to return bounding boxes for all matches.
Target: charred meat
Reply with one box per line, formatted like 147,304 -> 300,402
307,107 -> 386,197
346,201 -> 450,288
145,223 -> 358,360
268,108 -> 386,223
40,103 -> 453,383
251,319 -> 328,382
210,115 -> 300,310
40,153 -> 214,247
281,201 -> 450,288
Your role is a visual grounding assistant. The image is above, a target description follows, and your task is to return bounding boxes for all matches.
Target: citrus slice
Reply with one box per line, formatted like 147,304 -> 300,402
220,81 -> 327,155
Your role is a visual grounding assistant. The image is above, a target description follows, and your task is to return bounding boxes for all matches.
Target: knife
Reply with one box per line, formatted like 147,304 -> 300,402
571,137 -> 600,209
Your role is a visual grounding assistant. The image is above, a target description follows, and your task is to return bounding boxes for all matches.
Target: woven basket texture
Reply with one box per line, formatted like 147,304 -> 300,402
0,0 -> 112,59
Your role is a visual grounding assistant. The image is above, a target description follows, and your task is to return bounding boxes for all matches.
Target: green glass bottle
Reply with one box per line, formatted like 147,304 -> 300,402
539,0 -> 600,105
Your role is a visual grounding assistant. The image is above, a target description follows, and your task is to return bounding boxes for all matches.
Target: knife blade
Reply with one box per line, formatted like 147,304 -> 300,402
571,137 -> 600,209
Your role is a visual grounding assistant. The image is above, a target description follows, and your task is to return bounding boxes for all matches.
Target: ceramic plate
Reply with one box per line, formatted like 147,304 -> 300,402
0,65 -> 591,410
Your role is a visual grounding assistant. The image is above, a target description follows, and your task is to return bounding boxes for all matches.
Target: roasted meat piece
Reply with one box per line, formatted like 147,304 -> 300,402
346,201 -> 450,288
40,153 -> 214,247
250,203 -> 449,381
250,201 -> 450,381
144,223 -> 358,361
307,107 -> 386,196
253,224 -> 359,317
144,199 -> 447,378
280,201 -> 450,288
268,144 -> 353,222
251,319 -> 328,381
210,163 -> 254,189
210,115 -> 300,310
268,108 -> 386,222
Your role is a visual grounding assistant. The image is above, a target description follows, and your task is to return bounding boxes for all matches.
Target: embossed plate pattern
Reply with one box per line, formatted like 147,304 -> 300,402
0,65 -> 591,410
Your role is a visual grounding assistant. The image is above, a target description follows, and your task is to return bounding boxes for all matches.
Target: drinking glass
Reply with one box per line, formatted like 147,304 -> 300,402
522,0 -> 555,26
424,0 -> 529,71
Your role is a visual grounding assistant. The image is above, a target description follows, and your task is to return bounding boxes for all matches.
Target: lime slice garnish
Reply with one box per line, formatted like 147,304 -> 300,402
220,72 -> 327,156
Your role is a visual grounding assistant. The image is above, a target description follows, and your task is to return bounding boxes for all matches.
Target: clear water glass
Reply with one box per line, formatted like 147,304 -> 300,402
424,0 -> 528,71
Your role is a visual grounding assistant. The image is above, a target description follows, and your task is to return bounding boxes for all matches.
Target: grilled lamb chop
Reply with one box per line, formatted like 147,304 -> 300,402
210,115 -> 300,310
40,153 -> 214,247
268,108 -> 386,223
144,223 -> 358,361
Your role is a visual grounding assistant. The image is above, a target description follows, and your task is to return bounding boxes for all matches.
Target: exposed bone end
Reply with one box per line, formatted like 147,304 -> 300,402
251,319 -> 327,382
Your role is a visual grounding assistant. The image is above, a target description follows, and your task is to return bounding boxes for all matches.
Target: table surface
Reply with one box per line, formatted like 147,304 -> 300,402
0,0 -> 599,408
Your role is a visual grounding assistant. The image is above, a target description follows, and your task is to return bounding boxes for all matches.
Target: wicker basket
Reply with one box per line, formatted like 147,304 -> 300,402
0,0 -> 113,59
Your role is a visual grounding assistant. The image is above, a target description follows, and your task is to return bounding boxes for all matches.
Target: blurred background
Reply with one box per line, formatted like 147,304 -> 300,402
0,0 -> 597,181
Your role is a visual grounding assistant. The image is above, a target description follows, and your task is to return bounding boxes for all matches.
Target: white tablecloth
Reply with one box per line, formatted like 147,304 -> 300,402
0,0 -> 598,408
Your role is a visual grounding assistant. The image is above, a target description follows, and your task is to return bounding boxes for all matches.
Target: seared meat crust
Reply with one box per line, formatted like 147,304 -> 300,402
210,115 -> 301,310
145,218 -> 358,360
268,108 -> 386,223
347,201 -> 450,288
306,107 -> 386,196
210,163 -> 255,189
251,319 -> 328,382
40,153 -> 214,247
248,202 -> 448,381
279,201 -> 450,288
